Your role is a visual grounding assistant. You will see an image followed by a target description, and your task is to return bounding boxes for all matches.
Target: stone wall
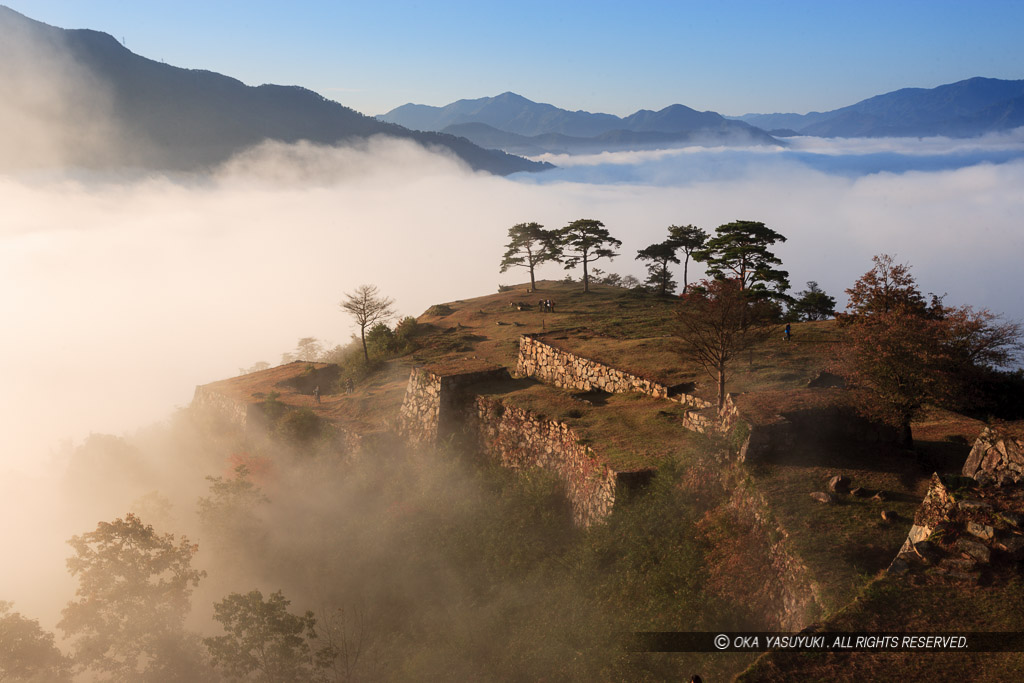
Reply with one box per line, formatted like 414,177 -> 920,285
397,361 -> 511,448
474,396 -> 651,526
516,335 -> 711,410
963,426 -> 1024,485
725,468 -> 825,630
191,385 -> 258,427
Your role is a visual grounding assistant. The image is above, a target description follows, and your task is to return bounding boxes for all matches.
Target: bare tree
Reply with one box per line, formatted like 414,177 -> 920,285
341,285 -> 396,363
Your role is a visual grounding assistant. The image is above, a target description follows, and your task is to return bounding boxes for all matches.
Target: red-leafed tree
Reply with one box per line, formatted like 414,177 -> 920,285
676,278 -> 777,410
834,254 -> 1023,447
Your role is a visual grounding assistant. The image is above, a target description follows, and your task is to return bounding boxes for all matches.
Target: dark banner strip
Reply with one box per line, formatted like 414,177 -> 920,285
628,632 -> 1024,653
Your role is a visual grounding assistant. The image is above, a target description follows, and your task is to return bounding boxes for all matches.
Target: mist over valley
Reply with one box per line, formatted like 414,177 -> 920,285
2,4 -> 1024,681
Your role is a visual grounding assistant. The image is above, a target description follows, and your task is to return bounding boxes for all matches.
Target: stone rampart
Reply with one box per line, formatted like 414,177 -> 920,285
397,361 -> 510,447
516,335 -> 711,410
191,385 -> 259,427
474,396 -> 651,526
963,425 -> 1024,485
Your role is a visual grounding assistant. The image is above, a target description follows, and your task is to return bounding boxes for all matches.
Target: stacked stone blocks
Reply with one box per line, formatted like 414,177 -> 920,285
516,334 -> 711,410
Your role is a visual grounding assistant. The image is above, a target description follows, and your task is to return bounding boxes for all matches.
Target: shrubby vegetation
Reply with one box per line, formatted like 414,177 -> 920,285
2,407 -> 765,681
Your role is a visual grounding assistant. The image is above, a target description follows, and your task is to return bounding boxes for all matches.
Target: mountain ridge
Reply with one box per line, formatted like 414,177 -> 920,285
0,6 -> 550,175
379,92 -> 779,154
736,77 -> 1024,137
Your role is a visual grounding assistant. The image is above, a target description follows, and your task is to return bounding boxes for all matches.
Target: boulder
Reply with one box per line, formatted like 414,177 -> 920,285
810,491 -> 837,505
872,491 -> 888,502
967,521 -> 995,541
850,486 -> 868,498
963,426 -> 1024,482
881,510 -> 899,523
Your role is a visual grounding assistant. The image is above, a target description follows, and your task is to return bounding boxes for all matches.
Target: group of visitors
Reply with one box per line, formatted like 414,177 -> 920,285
539,298 -> 556,313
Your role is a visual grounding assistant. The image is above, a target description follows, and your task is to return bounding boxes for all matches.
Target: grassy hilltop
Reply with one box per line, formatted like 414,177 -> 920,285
211,278 -> 1022,680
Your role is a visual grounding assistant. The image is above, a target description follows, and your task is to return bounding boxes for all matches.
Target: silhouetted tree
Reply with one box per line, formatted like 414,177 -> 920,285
636,240 -> 681,296
500,222 -> 559,290
666,224 -> 708,293
676,278 -> 776,410
556,219 -> 621,293
59,514 -> 206,680
205,590 -> 333,682
0,601 -> 71,682
341,285 -> 396,363
696,220 -> 790,301
789,281 -> 836,321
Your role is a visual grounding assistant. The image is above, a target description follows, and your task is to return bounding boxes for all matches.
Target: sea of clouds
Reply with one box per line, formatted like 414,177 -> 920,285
2,124 -> 1024,640
3,134 -> 1024,475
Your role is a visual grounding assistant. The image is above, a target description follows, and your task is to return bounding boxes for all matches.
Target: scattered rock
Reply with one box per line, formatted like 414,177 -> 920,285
850,486 -> 868,498
881,510 -> 899,523
872,491 -> 888,502
912,541 -> 943,565
810,491 -> 836,505
828,475 -> 851,494
967,521 -> 995,540
956,538 -> 992,563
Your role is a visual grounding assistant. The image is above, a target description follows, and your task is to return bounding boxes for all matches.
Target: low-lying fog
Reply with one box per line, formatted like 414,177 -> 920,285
3,134 -> 1023,469
2,131 -> 1023,636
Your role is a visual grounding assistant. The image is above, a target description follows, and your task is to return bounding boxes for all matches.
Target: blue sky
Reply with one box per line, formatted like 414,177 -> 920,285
4,0 -> 1023,117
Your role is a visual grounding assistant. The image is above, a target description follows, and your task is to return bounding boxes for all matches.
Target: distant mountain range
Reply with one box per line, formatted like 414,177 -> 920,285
0,6 -> 548,175
380,78 -> 1024,157
379,92 -> 778,155
735,77 -> 1024,137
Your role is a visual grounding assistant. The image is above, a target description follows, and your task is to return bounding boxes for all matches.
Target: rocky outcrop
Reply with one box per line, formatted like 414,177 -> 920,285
890,472 -> 1024,582
516,334 -> 710,409
963,425 -> 1024,485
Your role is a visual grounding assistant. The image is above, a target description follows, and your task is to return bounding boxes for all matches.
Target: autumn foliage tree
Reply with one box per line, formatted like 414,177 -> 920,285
835,254 -> 1023,447
676,278 -> 777,410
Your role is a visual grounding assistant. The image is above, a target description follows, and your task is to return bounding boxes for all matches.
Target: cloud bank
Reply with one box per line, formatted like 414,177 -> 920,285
2,134 -> 1023,476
